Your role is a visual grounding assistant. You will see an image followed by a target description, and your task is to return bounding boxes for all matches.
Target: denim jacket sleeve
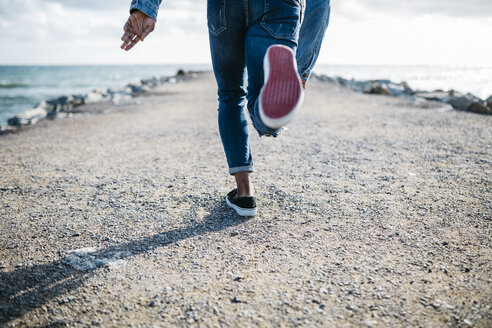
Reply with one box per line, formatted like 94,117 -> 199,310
129,0 -> 163,21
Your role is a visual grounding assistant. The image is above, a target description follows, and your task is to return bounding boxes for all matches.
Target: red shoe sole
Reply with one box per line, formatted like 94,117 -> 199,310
259,45 -> 303,129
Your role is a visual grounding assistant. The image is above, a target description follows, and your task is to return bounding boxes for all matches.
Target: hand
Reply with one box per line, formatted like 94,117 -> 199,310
120,10 -> 156,51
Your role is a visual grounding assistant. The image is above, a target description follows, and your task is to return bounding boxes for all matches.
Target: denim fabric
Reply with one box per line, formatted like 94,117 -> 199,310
297,0 -> 331,81
128,0 -> 331,175
208,0 -> 301,174
130,0 -> 162,20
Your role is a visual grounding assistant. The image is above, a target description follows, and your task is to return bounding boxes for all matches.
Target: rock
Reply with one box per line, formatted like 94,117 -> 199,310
71,95 -> 85,107
231,297 -> 244,303
486,95 -> 492,108
92,88 -> 108,96
313,74 -> 335,83
414,91 -> 449,102
84,92 -> 107,104
363,81 -> 391,95
336,77 -> 350,86
127,83 -> 152,95
177,69 -> 186,76
0,125 -> 17,135
112,93 -> 136,106
47,96 -> 74,112
35,100 -> 56,112
141,76 -> 160,87
385,81 -> 412,97
8,106 -> 48,127
443,93 -> 491,115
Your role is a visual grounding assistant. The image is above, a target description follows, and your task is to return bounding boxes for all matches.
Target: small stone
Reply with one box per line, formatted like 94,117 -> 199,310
149,301 -> 156,307
231,297 -> 243,304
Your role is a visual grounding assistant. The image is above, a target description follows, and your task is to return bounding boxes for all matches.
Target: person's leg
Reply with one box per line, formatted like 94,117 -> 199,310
297,0 -> 331,84
207,0 -> 254,198
245,0 -> 302,136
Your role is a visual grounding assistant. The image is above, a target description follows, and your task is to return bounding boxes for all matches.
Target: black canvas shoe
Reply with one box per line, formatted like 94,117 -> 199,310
225,189 -> 257,217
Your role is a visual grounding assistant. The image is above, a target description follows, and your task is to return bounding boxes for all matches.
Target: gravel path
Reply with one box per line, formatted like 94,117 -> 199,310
1,72 -> 491,327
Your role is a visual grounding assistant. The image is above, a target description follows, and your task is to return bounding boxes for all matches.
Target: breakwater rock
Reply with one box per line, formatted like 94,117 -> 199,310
314,74 -> 492,115
1,70 -> 198,134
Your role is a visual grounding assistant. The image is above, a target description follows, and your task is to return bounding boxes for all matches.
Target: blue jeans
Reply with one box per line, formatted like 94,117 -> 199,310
207,0 -> 330,175
297,0 -> 331,81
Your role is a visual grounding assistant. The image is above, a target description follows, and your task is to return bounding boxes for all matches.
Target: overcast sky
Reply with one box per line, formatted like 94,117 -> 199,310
0,0 -> 491,65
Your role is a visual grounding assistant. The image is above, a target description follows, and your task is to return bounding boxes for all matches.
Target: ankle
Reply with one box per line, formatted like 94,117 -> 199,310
236,186 -> 254,198
234,172 -> 254,197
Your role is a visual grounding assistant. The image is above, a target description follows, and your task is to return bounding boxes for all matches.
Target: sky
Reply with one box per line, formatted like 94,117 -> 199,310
0,0 -> 491,66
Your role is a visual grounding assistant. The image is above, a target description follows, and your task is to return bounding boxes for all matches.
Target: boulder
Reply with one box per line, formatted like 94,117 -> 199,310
141,76 -> 160,87
112,93 -> 134,105
47,96 -> 75,112
8,106 -> 48,127
92,88 -> 109,96
414,91 -> 450,102
486,95 -> 492,109
443,93 -> 491,115
385,82 -> 412,97
0,125 -> 17,135
362,81 -> 390,95
71,95 -> 85,107
34,100 -> 56,112
128,83 -> 152,95
336,77 -> 349,86
84,92 -> 107,104
313,74 -> 335,83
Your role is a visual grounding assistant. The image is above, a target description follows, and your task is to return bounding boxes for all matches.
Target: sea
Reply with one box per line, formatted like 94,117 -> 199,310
1,64 -> 491,125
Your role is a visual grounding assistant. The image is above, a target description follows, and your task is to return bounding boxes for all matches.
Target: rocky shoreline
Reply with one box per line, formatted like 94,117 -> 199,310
2,70 -> 490,136
0,69 -> 198,135
313,74 -> 492,115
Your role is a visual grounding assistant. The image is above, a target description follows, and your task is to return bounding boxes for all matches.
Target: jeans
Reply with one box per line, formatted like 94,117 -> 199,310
208,0 -> 301,175
297,0 -> 331,81
207,0 -> 330,175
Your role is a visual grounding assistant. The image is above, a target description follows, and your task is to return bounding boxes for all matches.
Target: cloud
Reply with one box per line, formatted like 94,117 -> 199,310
0,0 -> 491,65
336,0 -> 492,19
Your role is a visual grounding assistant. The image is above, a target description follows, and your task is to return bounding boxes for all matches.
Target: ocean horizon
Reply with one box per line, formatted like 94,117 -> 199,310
1,64 -> 491,125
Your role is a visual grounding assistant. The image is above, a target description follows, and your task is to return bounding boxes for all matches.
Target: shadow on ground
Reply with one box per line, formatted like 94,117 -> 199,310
0,201 -> 247,324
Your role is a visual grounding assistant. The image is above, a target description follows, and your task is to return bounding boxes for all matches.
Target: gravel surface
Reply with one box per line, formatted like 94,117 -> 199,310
0,72 -> 491,327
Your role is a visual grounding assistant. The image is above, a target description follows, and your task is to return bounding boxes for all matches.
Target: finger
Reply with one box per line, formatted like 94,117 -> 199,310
121,30 -> 137,49
124,35 -> 140,51
121,30 -> 136,43
140,25 -> 154,41
123,20 -> 130,32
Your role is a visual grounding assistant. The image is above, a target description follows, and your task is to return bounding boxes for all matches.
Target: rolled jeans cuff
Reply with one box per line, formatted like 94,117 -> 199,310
229,165 -> 254,175
130,0 -> 158,21
300,70 -> 311,82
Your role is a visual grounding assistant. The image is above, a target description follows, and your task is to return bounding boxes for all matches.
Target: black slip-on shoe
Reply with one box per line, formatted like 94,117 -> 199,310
225,189 -> 257,217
